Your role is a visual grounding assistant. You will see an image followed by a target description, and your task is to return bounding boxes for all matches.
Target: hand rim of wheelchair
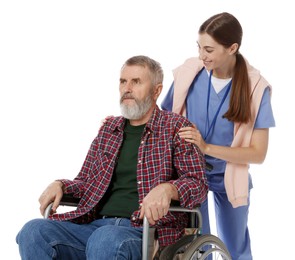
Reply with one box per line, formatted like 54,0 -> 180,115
159,233 -> 232,260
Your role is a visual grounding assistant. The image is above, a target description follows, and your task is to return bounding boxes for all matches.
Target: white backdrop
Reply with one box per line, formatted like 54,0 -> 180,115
1,1 -> 293,259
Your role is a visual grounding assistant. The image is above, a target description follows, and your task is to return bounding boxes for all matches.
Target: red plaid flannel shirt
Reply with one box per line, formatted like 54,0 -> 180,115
51,106 -> 208,247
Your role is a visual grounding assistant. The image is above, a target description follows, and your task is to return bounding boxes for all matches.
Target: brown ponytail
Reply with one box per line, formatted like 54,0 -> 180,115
223,53 -> 251,123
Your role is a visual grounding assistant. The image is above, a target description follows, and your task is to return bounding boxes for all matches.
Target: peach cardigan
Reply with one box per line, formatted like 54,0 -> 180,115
172,57 -> 271,208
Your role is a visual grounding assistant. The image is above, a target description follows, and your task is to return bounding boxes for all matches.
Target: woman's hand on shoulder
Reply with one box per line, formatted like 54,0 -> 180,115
99,115 -> 114,128
178,124 -> 207,153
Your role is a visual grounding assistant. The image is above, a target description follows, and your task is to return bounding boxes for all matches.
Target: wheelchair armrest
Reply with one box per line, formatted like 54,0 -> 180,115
169,205 -> 202,229
44,194 -> 80,219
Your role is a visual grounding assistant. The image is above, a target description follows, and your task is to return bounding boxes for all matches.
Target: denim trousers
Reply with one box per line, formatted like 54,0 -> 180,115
16,217 -> 143,260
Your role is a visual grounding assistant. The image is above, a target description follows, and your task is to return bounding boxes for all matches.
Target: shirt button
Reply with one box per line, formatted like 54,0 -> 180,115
138,159 -> 142,163
138,181 -> 142,184
132,216 -> 136,221
141,140 -> 144,144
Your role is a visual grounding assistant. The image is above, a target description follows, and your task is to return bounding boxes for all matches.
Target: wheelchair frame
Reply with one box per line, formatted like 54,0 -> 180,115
44,195 -> 232,260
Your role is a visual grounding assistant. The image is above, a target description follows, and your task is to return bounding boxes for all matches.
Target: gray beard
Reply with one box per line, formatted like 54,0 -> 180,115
120,94 -> 153,120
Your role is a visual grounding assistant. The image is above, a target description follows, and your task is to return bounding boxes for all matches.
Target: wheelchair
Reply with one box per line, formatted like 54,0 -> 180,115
45,195 -> 232,260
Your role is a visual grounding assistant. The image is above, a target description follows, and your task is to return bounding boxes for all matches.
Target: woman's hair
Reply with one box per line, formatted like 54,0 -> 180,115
199,12 -> 251,123
123,55 -> 164,87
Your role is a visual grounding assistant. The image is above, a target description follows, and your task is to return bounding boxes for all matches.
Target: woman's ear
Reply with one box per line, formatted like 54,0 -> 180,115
229,43 -> 239,55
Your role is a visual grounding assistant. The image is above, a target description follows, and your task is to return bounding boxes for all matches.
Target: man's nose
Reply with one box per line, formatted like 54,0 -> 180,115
123,81 -> 133,92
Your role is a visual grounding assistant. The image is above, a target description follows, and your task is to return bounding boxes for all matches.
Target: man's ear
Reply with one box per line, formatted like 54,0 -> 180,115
154,83 -> 163,100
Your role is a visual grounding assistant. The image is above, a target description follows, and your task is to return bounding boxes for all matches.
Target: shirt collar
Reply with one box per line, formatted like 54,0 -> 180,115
144,105 -> 161,133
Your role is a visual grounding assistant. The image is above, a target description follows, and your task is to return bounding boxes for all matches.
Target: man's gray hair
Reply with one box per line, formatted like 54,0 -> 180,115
122,55 -> 163,86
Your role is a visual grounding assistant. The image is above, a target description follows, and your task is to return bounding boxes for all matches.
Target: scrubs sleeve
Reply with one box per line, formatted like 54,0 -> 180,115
254,87 -> 276,128
160,83 -> 174,111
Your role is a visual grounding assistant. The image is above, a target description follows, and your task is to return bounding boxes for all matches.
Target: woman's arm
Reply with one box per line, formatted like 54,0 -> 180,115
179,127 -> 269,164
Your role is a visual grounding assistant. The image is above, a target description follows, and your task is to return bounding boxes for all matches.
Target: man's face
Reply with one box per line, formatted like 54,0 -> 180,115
119,65 -> 154,120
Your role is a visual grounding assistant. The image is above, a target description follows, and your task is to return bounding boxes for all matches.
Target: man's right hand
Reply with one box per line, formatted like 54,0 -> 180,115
38,181 -> 64,216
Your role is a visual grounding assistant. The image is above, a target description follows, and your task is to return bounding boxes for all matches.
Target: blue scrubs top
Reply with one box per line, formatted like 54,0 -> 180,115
161,68 -> 275,191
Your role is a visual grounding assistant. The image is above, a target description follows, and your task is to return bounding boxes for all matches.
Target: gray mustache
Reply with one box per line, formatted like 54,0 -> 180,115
121,93 -> 135,101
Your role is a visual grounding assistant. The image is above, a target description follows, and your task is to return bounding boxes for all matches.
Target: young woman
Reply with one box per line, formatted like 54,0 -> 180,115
161,12 -> 275,260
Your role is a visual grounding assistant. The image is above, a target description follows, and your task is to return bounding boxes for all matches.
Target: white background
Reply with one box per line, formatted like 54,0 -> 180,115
1,1 -> 293,259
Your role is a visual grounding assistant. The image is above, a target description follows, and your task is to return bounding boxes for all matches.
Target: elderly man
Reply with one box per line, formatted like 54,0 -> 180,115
16,55 -> 208,260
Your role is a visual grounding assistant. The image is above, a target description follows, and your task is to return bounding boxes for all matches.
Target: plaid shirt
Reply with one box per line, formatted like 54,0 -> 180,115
51,106 -> 208,247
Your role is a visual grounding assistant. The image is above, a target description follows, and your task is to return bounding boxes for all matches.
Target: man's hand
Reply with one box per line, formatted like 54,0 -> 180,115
139,183 -> 179,225
38,181 -> 64,216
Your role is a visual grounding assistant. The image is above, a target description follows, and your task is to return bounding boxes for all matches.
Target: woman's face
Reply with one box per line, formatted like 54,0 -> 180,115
197,33 -> 235,72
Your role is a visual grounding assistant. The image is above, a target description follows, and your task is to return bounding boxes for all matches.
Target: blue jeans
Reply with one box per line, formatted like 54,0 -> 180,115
16,217 -> 143,260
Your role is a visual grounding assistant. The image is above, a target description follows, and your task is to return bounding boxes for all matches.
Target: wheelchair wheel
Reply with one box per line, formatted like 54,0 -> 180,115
159,234 -> 196,260
182,234 -> 232,260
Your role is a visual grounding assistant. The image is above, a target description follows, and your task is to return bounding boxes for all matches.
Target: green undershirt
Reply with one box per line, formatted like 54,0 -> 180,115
97,120 -> 145,218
